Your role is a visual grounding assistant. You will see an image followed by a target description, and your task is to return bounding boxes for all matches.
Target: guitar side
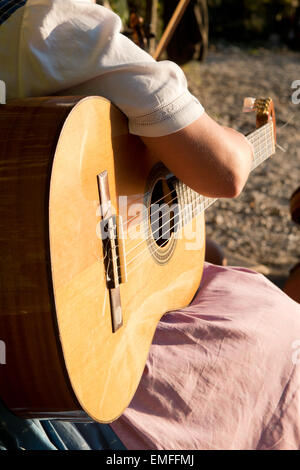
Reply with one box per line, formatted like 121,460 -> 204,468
0,98 -> 81,418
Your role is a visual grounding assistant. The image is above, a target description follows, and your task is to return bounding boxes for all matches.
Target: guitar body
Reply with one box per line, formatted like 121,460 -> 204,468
0,96 -> 205,422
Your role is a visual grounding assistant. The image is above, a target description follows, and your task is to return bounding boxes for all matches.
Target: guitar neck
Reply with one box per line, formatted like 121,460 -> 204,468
247,121 -> 275,171
177,121 -> 276,225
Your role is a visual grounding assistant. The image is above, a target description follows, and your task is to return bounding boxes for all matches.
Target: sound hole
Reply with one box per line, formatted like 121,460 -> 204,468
150,177 -> 179,247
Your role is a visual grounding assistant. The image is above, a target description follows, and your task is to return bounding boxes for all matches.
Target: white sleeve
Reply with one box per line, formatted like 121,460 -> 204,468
16,0 -> 205,136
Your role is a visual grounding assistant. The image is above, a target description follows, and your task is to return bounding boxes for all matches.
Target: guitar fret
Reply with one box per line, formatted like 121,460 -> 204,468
248,122 -> 274,171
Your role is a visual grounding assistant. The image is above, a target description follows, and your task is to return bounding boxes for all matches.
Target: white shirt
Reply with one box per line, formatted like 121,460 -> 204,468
0,0 -> 204,136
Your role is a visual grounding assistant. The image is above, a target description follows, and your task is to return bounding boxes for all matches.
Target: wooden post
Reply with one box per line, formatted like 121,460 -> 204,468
145,0 -> 158,55
153,0 -> 191,60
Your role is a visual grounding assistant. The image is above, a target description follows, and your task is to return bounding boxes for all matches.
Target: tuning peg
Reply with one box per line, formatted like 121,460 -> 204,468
242,97 -> 256,113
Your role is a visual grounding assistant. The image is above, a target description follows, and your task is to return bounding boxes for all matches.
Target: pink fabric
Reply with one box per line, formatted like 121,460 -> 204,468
111,263 -> 300,450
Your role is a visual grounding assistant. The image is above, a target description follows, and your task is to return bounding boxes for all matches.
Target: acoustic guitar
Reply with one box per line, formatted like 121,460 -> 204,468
0,96 -> 276,423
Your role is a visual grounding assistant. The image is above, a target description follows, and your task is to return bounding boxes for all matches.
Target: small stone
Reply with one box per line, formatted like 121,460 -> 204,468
215,214 -> 224,226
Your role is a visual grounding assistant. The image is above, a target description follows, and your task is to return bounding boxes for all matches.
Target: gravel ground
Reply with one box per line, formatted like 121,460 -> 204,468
182,45 -> 300,284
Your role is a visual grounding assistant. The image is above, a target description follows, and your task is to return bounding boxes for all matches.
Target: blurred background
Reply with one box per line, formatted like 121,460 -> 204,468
95,0 -> 300,58
96,0 -> 300,288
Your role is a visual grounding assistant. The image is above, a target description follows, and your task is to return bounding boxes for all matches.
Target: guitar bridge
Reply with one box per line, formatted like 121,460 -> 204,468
100,215 -> 127,289
97,171 -> 127,333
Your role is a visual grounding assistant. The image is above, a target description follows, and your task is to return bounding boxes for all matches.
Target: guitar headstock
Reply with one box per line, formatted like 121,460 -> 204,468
243,97 -> 276,144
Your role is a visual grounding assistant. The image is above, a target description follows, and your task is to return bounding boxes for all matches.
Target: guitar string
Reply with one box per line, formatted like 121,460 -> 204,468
105,190 -> 215,278
104,131 -> 274,276
125,137 -> 274,279
103,126 -> 274,274
105,192 -> 207,280
105,142 -> 274,281
122,184 -> 179,231
109,131 -> 273,277
125,193 -> 205,257
125,133 -> 274,260
119,123 -> 273,230
124,127 -> 273,242
126,194 -> 225,278
122,188 -> 171,227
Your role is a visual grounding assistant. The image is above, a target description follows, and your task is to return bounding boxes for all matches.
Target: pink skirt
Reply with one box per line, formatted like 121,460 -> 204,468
111,263 -> 300,450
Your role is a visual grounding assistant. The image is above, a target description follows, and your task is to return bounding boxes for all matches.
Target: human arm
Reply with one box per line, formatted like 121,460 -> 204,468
2,0 -> 253,200
141,112 -> 254,198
